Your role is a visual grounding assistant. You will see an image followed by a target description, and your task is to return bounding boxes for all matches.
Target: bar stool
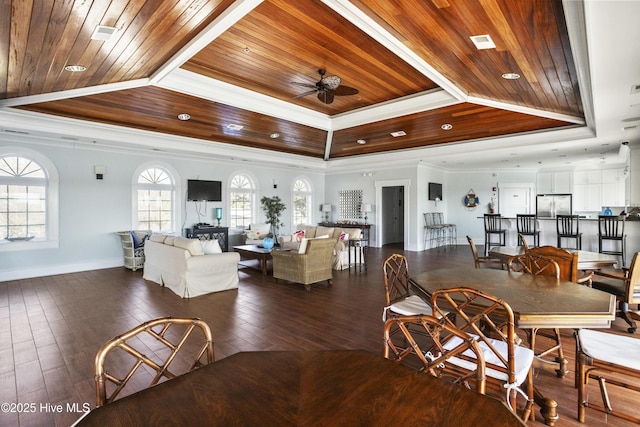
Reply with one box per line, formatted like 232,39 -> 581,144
516,214 -> 540,247
423,213 -> 445,249
556,215 -> 582,250
598,215 -> 626,266
483,214 -> 506,256
433,212 -> 456,246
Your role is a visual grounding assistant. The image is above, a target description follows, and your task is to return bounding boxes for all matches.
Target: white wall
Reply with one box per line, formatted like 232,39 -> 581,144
0,139 -> 324,281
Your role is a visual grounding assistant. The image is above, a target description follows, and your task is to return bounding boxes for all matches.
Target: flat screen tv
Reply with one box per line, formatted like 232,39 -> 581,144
428,182 -> 443,201
187,179 -> 222,201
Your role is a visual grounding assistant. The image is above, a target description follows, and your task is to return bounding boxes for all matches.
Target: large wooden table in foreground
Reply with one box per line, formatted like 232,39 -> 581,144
411,268 -> 616,426
76,350 -> 525,426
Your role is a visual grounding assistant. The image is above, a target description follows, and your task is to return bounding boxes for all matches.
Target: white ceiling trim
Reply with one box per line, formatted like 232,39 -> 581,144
322,0 -> 467,101
330,89 -> 460,131
0,79 -> 149,108
150,0 -> 263,84
466,95 -> 586,125
158,69 -> 332,130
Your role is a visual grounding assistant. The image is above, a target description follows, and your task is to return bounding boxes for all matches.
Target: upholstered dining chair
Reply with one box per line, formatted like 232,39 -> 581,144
383,314 -> 486,393
466,235 -> 504,269
431,287 -> 535,422
94,317 -> 214,407
591,251 -> 640,333
576,328 -> 640,423
382,254 -> 432,321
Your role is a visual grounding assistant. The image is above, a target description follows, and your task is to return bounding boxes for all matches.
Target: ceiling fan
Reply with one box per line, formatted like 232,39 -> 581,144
291,69 -> 359,104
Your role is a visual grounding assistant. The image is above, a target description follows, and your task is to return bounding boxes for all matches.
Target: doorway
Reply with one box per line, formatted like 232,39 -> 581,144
382,186 -> 404,245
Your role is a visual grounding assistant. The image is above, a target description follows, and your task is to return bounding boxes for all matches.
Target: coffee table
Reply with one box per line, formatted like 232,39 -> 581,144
232,245 -> 273,275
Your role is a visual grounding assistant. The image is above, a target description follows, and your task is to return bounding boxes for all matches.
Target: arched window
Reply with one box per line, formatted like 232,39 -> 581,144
229,173 -> 255,228
135,166 -> 175,232
0,155 -> 47,240
292,178 -> 312,226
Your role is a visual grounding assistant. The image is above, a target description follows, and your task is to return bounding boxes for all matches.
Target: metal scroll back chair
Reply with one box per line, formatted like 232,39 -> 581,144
483,214 -> 507,256
556,215 -> 582,250
598,215 -> 626,266
382,254 -> 432,321
383,314 -> 486,393
94,317 -> 214,407
507,246 -> 577,377
466,235 -> 504,269
516,214 -> 539,247
431,287 -> 535,422
591,251 -> 640,333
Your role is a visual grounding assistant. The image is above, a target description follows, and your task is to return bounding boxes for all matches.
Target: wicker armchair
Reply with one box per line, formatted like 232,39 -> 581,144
117,230 -> 151,271
271,238 -> 335,290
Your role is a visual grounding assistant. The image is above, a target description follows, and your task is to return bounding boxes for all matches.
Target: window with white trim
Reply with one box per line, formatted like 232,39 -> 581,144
0,155 -> 47,240
135,167 -> 175,232
229,173 -> 255,228
292,178 -> 312,226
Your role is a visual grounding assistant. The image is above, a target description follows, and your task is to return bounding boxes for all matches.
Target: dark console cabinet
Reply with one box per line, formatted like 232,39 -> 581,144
184,227 -> 229,252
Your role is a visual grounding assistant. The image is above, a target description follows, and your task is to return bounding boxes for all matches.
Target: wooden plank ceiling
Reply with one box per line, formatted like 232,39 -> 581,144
0,0 -> 583,161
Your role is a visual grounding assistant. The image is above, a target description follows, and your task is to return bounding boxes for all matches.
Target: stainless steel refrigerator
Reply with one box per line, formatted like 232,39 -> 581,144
536,194 -> 572,218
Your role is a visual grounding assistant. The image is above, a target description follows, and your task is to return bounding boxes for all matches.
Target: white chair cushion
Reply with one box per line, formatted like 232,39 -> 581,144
389,295 -> 433,316
201,239 -> 222,254
444,335 -> 534,386
578,329 -> 640,370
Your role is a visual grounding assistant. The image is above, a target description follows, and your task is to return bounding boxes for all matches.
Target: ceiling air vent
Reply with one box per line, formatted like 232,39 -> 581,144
470,34 -> 496,50
390,131 -> 406,137
91,26 -> 117,41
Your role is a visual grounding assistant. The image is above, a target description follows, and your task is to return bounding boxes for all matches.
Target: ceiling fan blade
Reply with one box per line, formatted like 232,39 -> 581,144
321,75 -> 341,90
293,89 -> 318,99
333,85 -> 359,96
291,81 -> 317,89
318,91 -> 334,104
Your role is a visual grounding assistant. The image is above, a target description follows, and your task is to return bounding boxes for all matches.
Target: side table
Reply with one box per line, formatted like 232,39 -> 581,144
348,238 -> 367,272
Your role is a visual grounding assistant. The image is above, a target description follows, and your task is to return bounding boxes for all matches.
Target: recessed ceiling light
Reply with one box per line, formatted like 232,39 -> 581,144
501,73 -> 521,80
64,65 -> 86,72
356,139 -> 366,145
441,123 -> 453,130
177,114 -> 190,121
226,124 -> 244,130
470,34 -> 496,50
270,133 -> 280,138
390,130 -> 406,137
91,25 -> 118,41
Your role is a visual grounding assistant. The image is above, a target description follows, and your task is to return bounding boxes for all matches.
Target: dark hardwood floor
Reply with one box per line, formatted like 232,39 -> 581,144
1,244 -> 637,426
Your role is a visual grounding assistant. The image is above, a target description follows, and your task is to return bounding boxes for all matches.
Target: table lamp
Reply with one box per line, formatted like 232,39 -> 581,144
361,203 -> 372,224
215,208 -> 222,226
321,204 -> 332,222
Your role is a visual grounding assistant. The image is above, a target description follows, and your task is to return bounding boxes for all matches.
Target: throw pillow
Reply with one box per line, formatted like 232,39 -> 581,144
339,232 -> 349,241
164,235 -> 177,246
298,235 -> 330,254
130,231 -> 141,248
174,237 -> 205,256
246,230 -> 261,240
201,239 -> 222,254
149,233 -> 167,243
294,229 -> 305,242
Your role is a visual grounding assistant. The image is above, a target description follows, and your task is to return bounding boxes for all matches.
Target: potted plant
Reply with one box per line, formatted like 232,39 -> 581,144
260,196 -> 286,238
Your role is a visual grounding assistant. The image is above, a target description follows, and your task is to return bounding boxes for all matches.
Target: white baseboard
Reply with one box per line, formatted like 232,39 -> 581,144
0,257 -> 123,282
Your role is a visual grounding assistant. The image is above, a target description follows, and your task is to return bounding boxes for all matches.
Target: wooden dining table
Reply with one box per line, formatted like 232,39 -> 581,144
411,268 -> 616,426
489,246 -> 619,270
75,350 -> 525,426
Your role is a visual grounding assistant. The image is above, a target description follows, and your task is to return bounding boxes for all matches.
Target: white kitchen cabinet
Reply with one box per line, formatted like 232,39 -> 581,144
537,171 -> 573,194
573,170 -> 602,211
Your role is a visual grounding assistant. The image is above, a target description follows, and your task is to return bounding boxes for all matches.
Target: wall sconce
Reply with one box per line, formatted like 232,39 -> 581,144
94,165 -> 106,180
321,204 -> 332,222
361,203 -> 372,224
273,179 -> 279,189
215,208 -> 222,227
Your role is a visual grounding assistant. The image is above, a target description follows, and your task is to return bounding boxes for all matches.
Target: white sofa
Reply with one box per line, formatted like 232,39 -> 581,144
279,225 -> 363,270
143,234 -> 240,298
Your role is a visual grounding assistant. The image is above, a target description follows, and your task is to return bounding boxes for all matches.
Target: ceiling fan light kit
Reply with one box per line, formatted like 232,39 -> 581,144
292,69 -> 359,105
